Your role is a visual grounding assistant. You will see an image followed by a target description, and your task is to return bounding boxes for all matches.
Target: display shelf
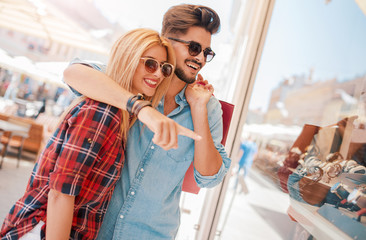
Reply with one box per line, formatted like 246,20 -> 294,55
288,199 -> 353,240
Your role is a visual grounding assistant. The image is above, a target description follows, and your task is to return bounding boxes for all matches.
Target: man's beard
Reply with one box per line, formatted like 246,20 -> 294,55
175,67 -> 196,84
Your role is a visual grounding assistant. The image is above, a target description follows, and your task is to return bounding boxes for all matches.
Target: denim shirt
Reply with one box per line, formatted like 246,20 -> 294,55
67,60 -> 231,239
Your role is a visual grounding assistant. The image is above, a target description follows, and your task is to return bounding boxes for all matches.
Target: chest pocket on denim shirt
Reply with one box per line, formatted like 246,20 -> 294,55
166,135 -> 194,162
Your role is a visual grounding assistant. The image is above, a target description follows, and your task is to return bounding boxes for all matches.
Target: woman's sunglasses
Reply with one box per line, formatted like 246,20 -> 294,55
168,37 -> 216,62
140,57 -> 174,78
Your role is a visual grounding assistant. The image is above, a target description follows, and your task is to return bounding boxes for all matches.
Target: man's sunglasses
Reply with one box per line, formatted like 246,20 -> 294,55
168,37 -> 216,62
140,57 -> 174,78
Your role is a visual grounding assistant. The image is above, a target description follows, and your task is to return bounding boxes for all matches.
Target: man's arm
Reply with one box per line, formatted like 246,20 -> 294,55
185,76 -> 223,176
63,63 -> 201,149
64,64 -> 133,109
46,189 -> 75,240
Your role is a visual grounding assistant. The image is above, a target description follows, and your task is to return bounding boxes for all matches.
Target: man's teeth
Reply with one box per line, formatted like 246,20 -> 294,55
187,63 -> 198,70
145,79 -> 157,85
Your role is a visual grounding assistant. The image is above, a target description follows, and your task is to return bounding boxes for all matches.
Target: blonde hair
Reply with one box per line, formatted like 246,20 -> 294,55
64,28 -> 175,140
106,28 -> 175,140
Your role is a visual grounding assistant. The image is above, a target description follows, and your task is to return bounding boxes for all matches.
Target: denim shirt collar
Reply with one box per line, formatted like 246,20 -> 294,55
175,84 -> 188,105
158,85 -> 189,117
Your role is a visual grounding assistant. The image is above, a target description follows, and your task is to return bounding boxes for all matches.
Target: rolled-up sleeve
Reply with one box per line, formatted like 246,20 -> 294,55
193,97 -> 231,188
49,101 -> 120,196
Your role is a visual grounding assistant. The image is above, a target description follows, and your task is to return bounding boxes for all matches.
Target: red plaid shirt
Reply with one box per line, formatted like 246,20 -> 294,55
1,98 -> 125,240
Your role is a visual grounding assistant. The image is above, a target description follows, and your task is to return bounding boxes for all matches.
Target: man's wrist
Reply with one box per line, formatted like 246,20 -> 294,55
190,105 -> 208,117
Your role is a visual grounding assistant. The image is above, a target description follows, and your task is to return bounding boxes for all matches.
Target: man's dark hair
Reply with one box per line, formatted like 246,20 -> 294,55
161,4 -> 220,36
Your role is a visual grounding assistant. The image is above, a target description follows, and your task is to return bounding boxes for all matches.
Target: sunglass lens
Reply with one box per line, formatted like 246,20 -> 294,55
162,64 -> 173,77
204,50 -> 215,62
144,59 -> 159,73
188,42 -> 202,56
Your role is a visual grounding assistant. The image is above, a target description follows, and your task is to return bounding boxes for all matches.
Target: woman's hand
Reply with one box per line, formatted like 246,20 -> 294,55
137,107 -> 201,150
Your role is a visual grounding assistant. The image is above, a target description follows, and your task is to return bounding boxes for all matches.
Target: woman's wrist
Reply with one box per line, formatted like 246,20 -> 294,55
126,93 -> 145,114
126,93 -> 152,117
133,100 -> 152,117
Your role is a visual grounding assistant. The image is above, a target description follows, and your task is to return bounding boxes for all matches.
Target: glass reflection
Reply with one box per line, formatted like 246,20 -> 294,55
217,0 -> 366,239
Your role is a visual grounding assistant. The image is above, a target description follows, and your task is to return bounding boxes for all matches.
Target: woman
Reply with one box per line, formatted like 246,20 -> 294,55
1,28 -> 175,240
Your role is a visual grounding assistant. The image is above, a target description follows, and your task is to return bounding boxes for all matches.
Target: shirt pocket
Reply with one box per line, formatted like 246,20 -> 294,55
166,136 -> 194,162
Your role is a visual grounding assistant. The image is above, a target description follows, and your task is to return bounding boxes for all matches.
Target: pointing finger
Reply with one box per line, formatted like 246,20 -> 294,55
177,125 -> 202,141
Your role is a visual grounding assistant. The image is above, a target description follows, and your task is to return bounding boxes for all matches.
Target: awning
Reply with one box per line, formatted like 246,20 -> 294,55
0,0 -> 108,55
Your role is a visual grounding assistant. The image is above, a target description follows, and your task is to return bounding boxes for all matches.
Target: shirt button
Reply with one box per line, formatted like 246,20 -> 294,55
151,145 -> 155,149
140,168 -> 144,172
87,138 -> 92,143
131,191 -> 135,195
120,215 -> 124,219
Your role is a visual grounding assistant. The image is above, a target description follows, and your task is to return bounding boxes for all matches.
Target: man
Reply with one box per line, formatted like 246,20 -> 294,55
233,137 -> 257,194
63,4 -> 231,239
238,137 -> 258,177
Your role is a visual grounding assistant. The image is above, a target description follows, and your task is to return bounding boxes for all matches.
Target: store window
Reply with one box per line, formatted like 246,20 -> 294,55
215,0 -> 366,239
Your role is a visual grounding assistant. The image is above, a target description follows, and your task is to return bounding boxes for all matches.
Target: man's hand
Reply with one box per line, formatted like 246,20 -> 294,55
185,74 -> 223,176
185,74 -> 214,109
137,107 -> 201,150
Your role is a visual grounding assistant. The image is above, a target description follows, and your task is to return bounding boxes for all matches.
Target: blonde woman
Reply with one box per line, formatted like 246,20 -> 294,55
0,28 -> 196,240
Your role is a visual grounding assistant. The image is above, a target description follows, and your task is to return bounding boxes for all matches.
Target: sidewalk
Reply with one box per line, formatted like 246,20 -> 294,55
216,169 -> 299,239
176,167 -> 303,240
0,154 -> 34,221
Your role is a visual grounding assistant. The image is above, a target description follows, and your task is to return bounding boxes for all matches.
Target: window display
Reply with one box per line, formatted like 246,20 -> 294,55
279,114 -> 366,239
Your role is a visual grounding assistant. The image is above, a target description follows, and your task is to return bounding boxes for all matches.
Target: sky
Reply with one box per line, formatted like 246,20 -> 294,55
252,0 -> 366,110
93,0 -> 366,111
